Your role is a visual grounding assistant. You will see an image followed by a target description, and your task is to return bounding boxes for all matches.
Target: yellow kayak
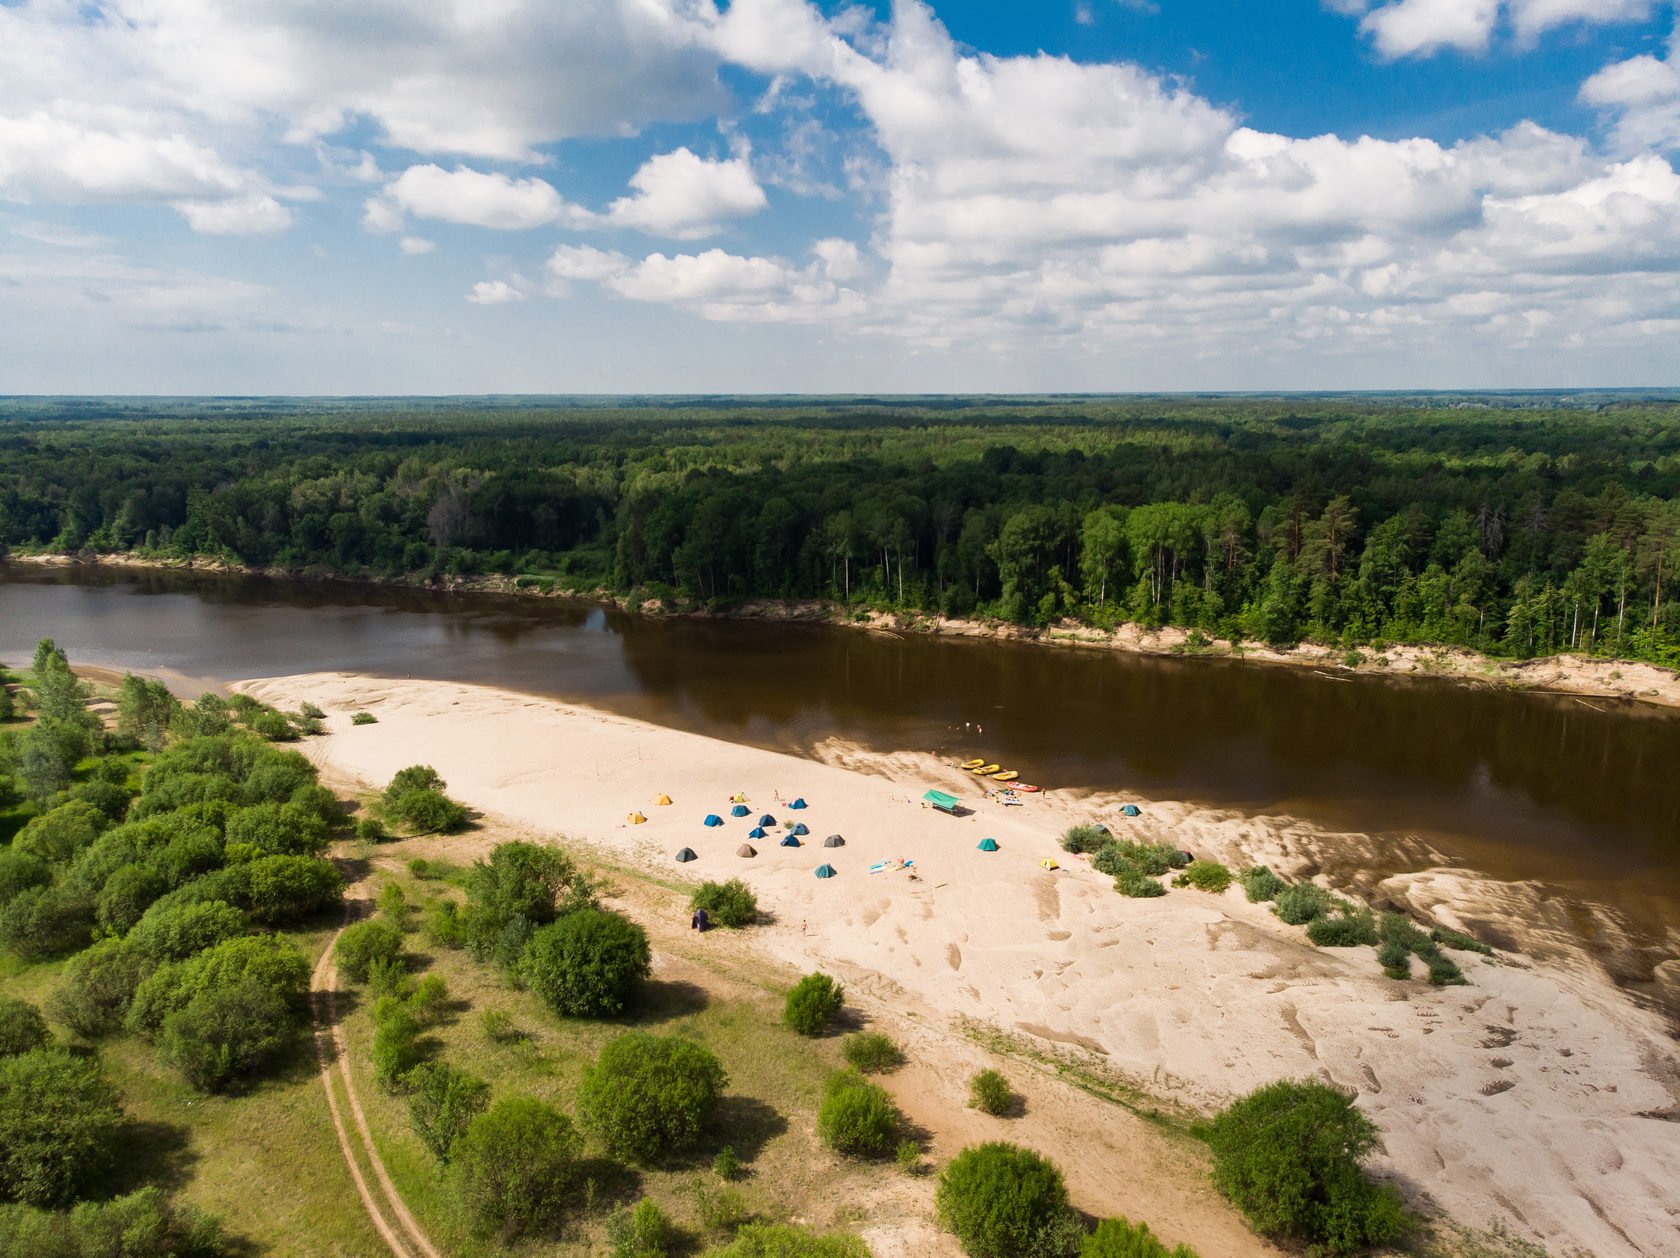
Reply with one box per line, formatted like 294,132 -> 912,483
972,763 -> 1000,775
990,770 -> 1018,782
961,758 -> 986,770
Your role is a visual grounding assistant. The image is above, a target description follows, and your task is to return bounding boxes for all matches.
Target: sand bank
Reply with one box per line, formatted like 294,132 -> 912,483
242,672 -> 1680,1257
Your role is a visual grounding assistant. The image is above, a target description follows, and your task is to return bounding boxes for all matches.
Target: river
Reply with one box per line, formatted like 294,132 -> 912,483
3,563 -> 1676,1006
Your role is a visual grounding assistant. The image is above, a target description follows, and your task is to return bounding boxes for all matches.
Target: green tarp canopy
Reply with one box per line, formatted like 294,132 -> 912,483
922,790 -> 960,815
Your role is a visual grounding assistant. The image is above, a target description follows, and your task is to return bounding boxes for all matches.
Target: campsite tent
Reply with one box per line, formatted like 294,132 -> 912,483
780,834 -> 801,847
922,790 -> 960,816
730,804 -> 750,818
748,826 -> 768,840
758,814 -> 776,827
978,837 -> 999,852
627,811 -> 647,825
737,844 -> 756,858
823,835 -> 845,848
1121,804 -> 1141,818
676,848 -> 698,863
791,822 -> 810,837
1040,857 -> 1059,870
789,797 -> 808,810
815,864 -> 837,879
655,794 -> 673,806
703,814 -> 724,828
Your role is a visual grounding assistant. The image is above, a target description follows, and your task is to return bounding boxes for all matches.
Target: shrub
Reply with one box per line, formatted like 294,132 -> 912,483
223,802 -> 330,857
0,850 -> 51,908
14,801 -> 108,865
367,956 -> 413,1001
1176,860 -> 1232,893
1239,865 -> 1285,903
896,1140 -> 921,1174
1377,939 -> 1412,979
968,1068 -> 1014,1117
519,909 -> 651,1019
95,863 -> 169,934
1272,882 -> 1340,926
783,972 -> 844,1035
424,900 -> 464,949
607,1198 -> 675,1258
407,1061 -> 489,1162
1114,870 -> 1165,898
0,1049 -> 122,1206
1205,1079 -> 1407,1254
48,939 -> 151,1037
66,778 -> 133,824
481,1009 -> 524,1044
713,1145 -> 742,1181
0,998 -> 49,1057
0,885 -> 94,959
935,1142 -> 1079,1258
690,878 -> 758,927
461,841 -> 587,966
377,882 -> 408,924
842,1031 -> 904,1074
159,980 -> 296,1093
244,854 -> 343,923
407,973 -> 449,1026
577,1032 -> 728,1164
384,765 -> 447,799
818,1069 -> 901,1158
336,919 -> 405,983
127,934 -> 309,1040
709,1223 -> 870,1257
351,711 -> 378,726
386,788 -> 467,835
372,997 -> 423,1092
1060,824 -> 1110,855
0,1185 -> 226,1256
1306,909 -> 1379,948
1430,926 -> 1493,956
129,900 -> 248,962
450,1096 -> 582,1239
1423,953 -> 1467,987
1081,1216 -> 1199,1258
690,1178 -> 750,1232
355,816 -> 387,842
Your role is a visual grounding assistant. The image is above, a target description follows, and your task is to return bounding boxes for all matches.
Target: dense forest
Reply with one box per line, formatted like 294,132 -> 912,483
3,395 -> 1679,666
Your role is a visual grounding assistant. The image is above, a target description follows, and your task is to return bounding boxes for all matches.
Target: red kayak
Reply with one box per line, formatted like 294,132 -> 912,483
1004,782 -> 1042,793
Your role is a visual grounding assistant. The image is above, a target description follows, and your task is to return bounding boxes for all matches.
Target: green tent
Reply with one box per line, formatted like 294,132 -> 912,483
922,790 -> 960,815
977,837 -> 999,852
815,864 -> 837,879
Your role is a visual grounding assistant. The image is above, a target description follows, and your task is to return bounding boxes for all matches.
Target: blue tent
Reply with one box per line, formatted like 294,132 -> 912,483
780,834 -> 801,847
978,837 -> 999,852
789,797 -> 808,810
815,863 -> 837,879
730,804 -> 750,818
791,822 -> 810,837
748,826 -> 768,840
704,814 -> 724,827
758,814 -> 776,827
1121,804 -> 1141,818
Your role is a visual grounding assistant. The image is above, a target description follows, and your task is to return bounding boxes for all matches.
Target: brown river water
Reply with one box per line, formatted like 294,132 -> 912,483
3,564 -> 1676,1010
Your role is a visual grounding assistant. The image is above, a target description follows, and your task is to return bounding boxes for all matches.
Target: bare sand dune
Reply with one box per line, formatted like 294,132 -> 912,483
243,672 -> 1680,1258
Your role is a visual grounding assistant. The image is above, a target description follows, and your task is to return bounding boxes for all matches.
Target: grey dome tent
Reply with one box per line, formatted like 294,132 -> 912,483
780,834 -> 801,847
978,837 -> 999,852
791,822 -> 810,837
703,814 -> 724,827
675,847 -> 698,863
736,844 -> 756,858
758,814 -> 776,827
823,834 -> 844,848
789,797 -> 808,810
748,826 -> 768,840
814,863 -> 837,879
1121,804 -> 1141,818
730,804 -> 750,818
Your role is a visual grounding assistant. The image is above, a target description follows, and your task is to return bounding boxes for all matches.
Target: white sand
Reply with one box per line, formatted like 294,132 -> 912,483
245,672 -> 1680,1258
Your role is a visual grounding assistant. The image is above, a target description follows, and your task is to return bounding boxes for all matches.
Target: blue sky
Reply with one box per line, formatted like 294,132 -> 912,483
0,0 -> 1676,393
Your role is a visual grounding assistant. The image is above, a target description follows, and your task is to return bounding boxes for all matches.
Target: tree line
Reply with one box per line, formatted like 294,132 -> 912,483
3,397 -> 1679,665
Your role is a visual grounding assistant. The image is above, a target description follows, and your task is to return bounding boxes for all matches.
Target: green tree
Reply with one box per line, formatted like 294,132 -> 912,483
817,1069 -> 901,1158
576,1032 -> 728,1164
0,998 -> 50,1057
782,972 -> 844,1036
450,1096 -> 582,1239
336,919 -> 405,983
406,1061 -> 490,1162
689,878 -> 758,927
518,909 -> 650,1018
0,1049 -> 122,1206
935,1142 -> 1079,1258
116,674 -> 180,752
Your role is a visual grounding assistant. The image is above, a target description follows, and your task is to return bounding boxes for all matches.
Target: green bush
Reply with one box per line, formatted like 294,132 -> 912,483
783,972 -> 844,1035
1205,1079 -> 1407,1254
367,955 -> 413,1001
935,1141 -> 1079,1258
481,1009 -> 524,1045
355,816 -> 387,842
713,1145 -> 742,1181
708,1223 -> 870,1257
842,1031 -> 904,1073
128,900 -> 247,961
461,841 -> 588,967
66,777 -> 135,824
1239,865 -> 1284,903
351,711 -> 378,726
14,801 -> 108,865
372,997 -> 423,1092
576,1032 -> 728,1164
0,885 -> 94,959
48,939 -> 151,1037
0,1049 -> 122,1206
407,1061 -> 489,1162
1092,839 -> 1182,878
244,854 -> 343,923
1430,926 -> 1493,956
817,1069 -> 900,1158
159,980 -> 296,1093
1377,939 -> 1412,979
968,1068 -> 1014,1116
690,1177 -> 750,1231
223,802 -> 330,857
1059,824 -> 1111,855
386,788 -> 468,835
126,934 -> 309,1040
0,850 -> 51,908
519,909 -> 650,1018
407,973 -> 449,1026
1114,870 -> 1165,898
1081,1216 -> 1199,1258
1423,953 -> 1467,987
1176,860 -> 1232,893
336,918 -> 405,983
1272,882 -> 1341,926
450,1095 -> 581,1239
0,1185 -> 226,1256
607,1198 -> 675,1258
424,900 -> 464,949
384,765 -> 447,799
1306,909 -> 1379,948
95,863 -> 169,934
690,878 -> 758,927
377,882 -> 408,924
895,1139 -> 921,1174
0,998 -> 49,1057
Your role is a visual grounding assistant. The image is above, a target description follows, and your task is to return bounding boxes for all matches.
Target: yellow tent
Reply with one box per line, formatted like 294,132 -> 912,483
628,811 -> 647,825
731,792 -> 747,804
655,794 -> 672,806
1039,858 -> 1059,870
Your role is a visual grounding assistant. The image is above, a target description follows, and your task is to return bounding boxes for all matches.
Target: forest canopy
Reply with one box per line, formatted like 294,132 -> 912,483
3,395 -> 1678,665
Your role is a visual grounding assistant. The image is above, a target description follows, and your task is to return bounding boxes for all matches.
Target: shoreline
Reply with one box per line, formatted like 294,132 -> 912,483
242,670 -> 1680,1258
10,549 -> 1680,713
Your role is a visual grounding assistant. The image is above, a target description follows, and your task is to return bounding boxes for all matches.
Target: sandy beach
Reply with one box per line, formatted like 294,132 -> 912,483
243,671 -> 1680,1258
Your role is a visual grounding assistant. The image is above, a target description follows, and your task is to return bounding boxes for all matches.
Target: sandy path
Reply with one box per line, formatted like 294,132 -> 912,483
250,671 -> 1680,1258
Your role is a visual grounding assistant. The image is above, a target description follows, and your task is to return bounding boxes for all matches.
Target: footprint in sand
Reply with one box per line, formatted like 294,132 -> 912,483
947,944 -> 962,971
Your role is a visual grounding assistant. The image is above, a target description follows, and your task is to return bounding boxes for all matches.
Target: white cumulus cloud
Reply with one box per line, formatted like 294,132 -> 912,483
595,147 -> 767,238
384,165 -> 574,230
